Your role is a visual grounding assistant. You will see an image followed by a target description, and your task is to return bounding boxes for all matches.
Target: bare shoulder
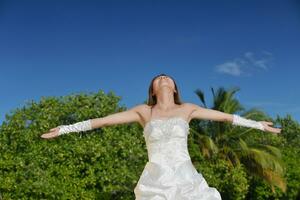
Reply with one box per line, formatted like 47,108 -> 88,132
182,102 -> 201,111
182,102 -> 205,121
128,104 -> 149,117
130,103 -> 148,111
130,103 -> 150,125
133,103 -> 151,114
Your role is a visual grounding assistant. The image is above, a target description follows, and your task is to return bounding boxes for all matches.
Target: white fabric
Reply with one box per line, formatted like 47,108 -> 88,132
232,114 -> 264,131
134,117 -> 222,200
57,119 -> 92,136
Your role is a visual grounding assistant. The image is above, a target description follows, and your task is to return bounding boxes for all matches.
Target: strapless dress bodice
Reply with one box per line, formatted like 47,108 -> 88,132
143,117 -> 191,168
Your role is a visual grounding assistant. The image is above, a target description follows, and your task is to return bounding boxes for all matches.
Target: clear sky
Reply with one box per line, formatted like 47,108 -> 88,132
1,0 -> 300,125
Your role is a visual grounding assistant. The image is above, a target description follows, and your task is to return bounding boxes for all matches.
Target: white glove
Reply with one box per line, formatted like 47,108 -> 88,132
232,114 -> 265,131
57,119 -> 93,136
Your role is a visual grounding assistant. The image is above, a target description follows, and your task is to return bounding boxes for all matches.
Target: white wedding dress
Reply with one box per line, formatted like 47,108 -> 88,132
134,116 -> 222,200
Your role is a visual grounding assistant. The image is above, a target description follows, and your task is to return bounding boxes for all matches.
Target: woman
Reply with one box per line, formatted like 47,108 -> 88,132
41,73 -> 281,199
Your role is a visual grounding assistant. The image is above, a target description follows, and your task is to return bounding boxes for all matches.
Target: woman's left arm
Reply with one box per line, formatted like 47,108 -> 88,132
186,103 -> 281,134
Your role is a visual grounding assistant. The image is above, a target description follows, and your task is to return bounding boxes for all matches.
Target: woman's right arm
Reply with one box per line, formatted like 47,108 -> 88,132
40,104 -> 146,139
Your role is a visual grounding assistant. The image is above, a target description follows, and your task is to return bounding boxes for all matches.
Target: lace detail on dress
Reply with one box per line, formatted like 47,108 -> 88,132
143,116 -> 190,136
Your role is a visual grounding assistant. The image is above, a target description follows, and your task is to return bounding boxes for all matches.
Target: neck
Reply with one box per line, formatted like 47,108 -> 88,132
155,88 -> 176,111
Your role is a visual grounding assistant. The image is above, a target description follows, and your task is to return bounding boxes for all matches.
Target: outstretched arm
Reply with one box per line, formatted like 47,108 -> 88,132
187,103 -> 281,134
90,104 -> 143,129
187,103 -> 233,122
40,104 -> 144,139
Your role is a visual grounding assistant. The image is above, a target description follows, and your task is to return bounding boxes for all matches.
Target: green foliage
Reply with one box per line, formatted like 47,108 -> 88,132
247,114 -> 300,200
0,90 -> 147,199
247,115 -> 300,200
188,128 -> 249,199
193,155 -> 249,200
193,86 -> 300,199
194,87 -> 287,192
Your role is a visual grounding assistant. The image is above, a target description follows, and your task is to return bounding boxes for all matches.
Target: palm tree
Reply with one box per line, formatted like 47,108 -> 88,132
190,86 -> 286,193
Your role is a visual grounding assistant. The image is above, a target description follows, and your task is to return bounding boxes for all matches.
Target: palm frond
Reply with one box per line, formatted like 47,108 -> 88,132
194,89 -> 207,108
198,134 -> 219,158
253,144 -> 282,160
239,146 -> 286,193
263,169 -> 287,193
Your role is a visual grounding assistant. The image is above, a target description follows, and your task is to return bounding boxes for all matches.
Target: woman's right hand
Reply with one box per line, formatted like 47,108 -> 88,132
40,127 -> 60,139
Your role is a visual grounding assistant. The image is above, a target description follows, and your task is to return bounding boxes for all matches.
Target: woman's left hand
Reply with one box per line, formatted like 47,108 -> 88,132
260,121 -> 282,135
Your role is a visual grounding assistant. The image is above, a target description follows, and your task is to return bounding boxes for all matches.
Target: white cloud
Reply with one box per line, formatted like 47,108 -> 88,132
215,62 -> 242,76
215,51 -> 273,76
244,51 -> 272,70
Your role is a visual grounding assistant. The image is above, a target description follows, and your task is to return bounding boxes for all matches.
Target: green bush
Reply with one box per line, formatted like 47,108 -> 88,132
187,128 -> 248,199
0,90 -> 147,199
244,115 -> 300,200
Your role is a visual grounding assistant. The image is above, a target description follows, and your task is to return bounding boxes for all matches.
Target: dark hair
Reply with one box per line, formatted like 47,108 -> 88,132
147,73 -> 183,106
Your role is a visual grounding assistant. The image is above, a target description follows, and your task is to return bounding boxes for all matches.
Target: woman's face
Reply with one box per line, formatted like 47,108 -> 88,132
152,75 -> 175,95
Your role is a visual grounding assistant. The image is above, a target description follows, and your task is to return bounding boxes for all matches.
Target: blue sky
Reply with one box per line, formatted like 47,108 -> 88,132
1,0 -> 300,125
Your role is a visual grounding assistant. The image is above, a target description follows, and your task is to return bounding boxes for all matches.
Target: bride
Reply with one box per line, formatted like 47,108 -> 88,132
41,73 -> 281,199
